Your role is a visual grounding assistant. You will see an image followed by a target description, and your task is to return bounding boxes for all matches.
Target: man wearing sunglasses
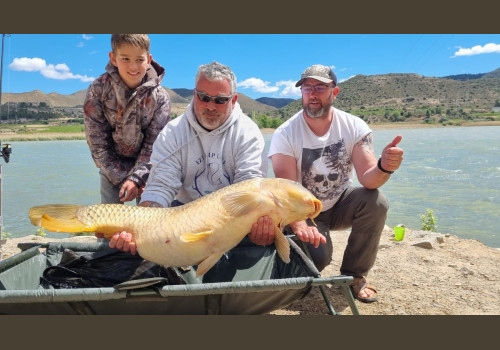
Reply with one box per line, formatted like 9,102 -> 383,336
267,64 -> 404,303
108,61 -> 275,253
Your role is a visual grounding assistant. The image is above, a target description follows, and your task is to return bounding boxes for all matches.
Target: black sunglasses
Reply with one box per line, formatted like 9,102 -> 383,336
195,89 -> 234,104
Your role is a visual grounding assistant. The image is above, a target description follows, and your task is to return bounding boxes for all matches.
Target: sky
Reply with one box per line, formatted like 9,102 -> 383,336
1,34 -> 499,100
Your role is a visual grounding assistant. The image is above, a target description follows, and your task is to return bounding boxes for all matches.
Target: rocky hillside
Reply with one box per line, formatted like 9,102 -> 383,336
2,89 -> 88,108
2,68 -> 499,121
2,88 -> 278,117
279,68 -> 500,120
255,97 -> 295,108
2,88 -> 188,107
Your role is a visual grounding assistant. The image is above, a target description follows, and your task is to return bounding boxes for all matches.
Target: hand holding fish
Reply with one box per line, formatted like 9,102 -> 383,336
249,216 -> 276,246
289,220 -> 326,248
109,231 -> 137,255
95,231 -> 138,255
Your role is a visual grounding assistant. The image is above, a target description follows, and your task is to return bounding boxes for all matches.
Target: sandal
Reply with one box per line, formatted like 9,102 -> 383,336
349,277 -> 378,303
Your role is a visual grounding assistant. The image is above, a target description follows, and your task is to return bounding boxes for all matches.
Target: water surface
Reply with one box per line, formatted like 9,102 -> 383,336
1,126 -> 499,247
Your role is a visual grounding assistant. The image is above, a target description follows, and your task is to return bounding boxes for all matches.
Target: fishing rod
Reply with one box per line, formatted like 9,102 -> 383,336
1,34 -> 12,241
1,141 -> 13,241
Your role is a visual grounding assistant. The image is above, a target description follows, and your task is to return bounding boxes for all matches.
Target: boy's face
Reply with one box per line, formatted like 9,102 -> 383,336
109,43 -> 152,89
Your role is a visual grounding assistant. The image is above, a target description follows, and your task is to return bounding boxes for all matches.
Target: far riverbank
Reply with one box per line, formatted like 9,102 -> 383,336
2,121 -> 500,142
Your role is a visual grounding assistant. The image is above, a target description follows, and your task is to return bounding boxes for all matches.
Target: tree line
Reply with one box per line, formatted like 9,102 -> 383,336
0,102 -> 64,122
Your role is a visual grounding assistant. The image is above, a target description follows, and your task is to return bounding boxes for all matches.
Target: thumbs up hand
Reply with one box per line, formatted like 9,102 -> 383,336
380,135 -> 404,173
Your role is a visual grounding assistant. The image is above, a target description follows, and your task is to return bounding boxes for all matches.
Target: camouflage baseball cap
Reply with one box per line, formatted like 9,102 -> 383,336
295,64 -> 338,87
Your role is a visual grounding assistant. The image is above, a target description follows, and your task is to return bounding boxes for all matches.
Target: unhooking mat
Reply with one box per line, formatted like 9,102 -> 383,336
0,237 -> 352,315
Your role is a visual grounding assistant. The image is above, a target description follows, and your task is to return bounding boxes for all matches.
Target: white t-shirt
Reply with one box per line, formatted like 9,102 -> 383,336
268,108 -> 371,211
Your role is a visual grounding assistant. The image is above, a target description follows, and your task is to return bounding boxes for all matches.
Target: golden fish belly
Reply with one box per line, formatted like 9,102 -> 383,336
132,201 -> 260,267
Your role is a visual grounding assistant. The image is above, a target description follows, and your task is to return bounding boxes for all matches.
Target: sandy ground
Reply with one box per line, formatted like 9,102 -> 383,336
1,226 -> 499,315
271,227 -> 500,315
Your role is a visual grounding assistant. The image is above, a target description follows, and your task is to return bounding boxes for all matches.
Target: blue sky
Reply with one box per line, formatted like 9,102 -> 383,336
1,34 -> 500,100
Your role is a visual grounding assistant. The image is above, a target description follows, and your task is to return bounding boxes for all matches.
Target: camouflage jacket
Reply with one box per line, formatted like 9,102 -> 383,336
83,59 -> 171,186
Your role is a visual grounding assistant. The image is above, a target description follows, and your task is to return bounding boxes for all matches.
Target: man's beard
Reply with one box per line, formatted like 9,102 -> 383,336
303,100 -> 332,119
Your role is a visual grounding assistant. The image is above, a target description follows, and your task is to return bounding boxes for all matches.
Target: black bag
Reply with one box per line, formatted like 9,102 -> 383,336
41,248 -> 186,289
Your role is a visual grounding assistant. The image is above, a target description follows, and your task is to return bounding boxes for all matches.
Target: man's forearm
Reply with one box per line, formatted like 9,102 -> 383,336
140,201 -> 164,208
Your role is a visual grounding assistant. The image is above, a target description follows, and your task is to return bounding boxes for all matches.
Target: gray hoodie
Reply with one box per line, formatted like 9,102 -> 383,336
140,100 -> 267,207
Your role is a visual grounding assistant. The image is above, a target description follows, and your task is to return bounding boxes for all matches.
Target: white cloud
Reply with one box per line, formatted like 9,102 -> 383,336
8,57 -> 46,71
9,57 -> 95,83
238,77 -> 302,97
276,80 -> 301,97
453,43 -> 500,57
77,42 -> 84,48
237,78 -> 279,93
82,34 -> 93,40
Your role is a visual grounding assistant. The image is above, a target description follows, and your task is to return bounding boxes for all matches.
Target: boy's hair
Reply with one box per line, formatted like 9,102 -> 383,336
111,34 -> 150,54
195,61 -> 237,95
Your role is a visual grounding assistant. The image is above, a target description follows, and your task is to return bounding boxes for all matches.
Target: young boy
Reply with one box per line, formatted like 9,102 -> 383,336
83,34 -> 171,204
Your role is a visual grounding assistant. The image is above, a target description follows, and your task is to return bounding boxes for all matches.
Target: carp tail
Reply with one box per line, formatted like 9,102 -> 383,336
29,204 -> 95,233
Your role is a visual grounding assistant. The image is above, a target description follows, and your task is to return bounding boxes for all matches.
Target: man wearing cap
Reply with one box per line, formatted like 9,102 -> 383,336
266,64 -> 404,303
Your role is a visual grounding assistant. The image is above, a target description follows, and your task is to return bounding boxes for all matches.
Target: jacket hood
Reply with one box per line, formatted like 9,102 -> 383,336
184,99 -> 243,135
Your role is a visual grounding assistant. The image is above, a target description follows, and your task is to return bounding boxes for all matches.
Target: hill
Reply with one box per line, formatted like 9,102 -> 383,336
279,68 -> 500,123
443,67 -> 500,81
171,88 -> 194,99
255,97 -> 295,108
2,67 -> 499,124
236,93 -> 278,115
1,88 -> 277,118
171,88 -> 278,116
2,89 -> 88,108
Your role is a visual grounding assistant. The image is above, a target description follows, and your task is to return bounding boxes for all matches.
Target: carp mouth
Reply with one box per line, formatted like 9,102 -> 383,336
308,198 -> 322,219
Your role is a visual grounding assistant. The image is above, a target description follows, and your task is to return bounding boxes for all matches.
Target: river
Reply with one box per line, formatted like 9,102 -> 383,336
1,125 -> 499,247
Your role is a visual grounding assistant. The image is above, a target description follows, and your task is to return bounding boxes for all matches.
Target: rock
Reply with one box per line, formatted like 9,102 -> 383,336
460,267 -> 474,276
412,241 -> 434,249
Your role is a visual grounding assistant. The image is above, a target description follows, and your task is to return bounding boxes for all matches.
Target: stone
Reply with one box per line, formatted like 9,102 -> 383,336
412,241 -> 434,249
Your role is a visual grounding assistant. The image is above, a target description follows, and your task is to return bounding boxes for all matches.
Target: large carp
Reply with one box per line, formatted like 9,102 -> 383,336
29,177 -> 322,276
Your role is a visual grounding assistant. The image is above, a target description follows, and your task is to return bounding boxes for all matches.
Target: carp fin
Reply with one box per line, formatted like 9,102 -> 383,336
196,252 -> 223,277
41,214 -> 94,233
29,204 -> 84,227
29,204 -> 95,233
221,191 -> 265,217
180,229 -> 214,243
274,226 -> 290,264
